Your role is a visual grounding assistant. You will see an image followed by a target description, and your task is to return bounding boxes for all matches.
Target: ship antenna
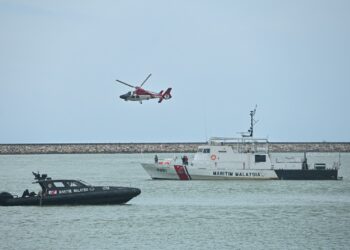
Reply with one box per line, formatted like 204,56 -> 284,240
247,105 -> 258,137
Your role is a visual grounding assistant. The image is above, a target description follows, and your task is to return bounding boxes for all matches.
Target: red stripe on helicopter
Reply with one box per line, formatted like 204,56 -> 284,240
174,165 -> 191,180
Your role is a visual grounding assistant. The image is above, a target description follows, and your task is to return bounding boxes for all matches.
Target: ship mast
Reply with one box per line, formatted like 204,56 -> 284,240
244,105 -> 258,137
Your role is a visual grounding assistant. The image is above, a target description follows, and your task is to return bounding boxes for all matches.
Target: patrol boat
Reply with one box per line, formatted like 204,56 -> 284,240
141,108 -> 341,180
0,172 -> 141,206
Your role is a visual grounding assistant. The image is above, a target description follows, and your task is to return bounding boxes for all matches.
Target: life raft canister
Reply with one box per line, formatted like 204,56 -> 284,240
211,154 -> 217,160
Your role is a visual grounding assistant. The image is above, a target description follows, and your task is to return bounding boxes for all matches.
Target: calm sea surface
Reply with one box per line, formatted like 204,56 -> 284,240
0,153 -> 350,250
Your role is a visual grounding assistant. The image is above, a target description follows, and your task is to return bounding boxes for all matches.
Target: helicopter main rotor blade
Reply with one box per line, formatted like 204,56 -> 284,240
140,73 -> 152,87
116,80 -> 136,88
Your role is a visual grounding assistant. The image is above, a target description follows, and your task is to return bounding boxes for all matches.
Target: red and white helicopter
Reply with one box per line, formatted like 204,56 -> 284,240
116,74 -> 172,104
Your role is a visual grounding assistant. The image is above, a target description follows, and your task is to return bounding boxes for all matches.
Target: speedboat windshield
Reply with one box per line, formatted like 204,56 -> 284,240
78,180 -> 91,186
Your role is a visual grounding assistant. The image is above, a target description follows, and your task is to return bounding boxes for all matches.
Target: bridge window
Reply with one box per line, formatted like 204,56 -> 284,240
255,155 -> 266,163
314,163 -> 326,170
203,148 -> 210,153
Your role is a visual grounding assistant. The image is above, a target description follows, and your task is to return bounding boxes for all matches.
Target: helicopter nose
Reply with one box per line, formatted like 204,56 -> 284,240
120,94 -> 127,100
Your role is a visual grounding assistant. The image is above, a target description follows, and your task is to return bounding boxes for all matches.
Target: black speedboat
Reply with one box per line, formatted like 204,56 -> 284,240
0,172 -> 141,206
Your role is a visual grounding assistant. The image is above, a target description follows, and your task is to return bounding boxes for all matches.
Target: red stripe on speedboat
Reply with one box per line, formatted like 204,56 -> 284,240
174,165 -> 191,180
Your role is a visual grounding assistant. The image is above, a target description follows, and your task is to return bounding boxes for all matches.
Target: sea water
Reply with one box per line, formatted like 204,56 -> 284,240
0,153 -> 349,250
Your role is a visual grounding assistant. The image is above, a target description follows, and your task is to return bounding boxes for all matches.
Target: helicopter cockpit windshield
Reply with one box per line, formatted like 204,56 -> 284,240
120,91 -> 132,100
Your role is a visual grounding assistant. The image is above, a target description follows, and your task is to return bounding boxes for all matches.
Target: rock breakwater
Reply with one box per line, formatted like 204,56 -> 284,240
0,142 -> 350,154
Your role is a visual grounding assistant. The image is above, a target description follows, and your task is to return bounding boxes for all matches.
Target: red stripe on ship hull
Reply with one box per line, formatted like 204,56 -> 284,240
174,165 -> 191,180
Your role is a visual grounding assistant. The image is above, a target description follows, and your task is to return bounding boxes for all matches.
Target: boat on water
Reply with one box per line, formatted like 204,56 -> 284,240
0,172 -> 141,206
141,108 -> 341,181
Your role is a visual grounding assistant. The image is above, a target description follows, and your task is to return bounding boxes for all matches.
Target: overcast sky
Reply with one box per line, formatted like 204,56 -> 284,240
0,0 -> 349,143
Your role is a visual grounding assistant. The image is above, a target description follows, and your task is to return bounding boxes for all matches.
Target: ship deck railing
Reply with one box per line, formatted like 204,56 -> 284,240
208,137 -> 269,154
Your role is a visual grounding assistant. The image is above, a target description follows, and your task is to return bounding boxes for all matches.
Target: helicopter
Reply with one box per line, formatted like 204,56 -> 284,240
116,74 -> 172,104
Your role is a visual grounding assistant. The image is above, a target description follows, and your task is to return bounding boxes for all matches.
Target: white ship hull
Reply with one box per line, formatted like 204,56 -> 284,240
140,110 -> 340,181
141,163 -> 279,180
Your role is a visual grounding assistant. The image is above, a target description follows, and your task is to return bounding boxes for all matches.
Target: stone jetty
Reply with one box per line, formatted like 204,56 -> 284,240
0,142 -> 350,154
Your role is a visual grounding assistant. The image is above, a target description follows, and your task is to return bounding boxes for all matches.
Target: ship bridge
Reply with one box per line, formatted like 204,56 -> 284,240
208,137 -> 269,154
